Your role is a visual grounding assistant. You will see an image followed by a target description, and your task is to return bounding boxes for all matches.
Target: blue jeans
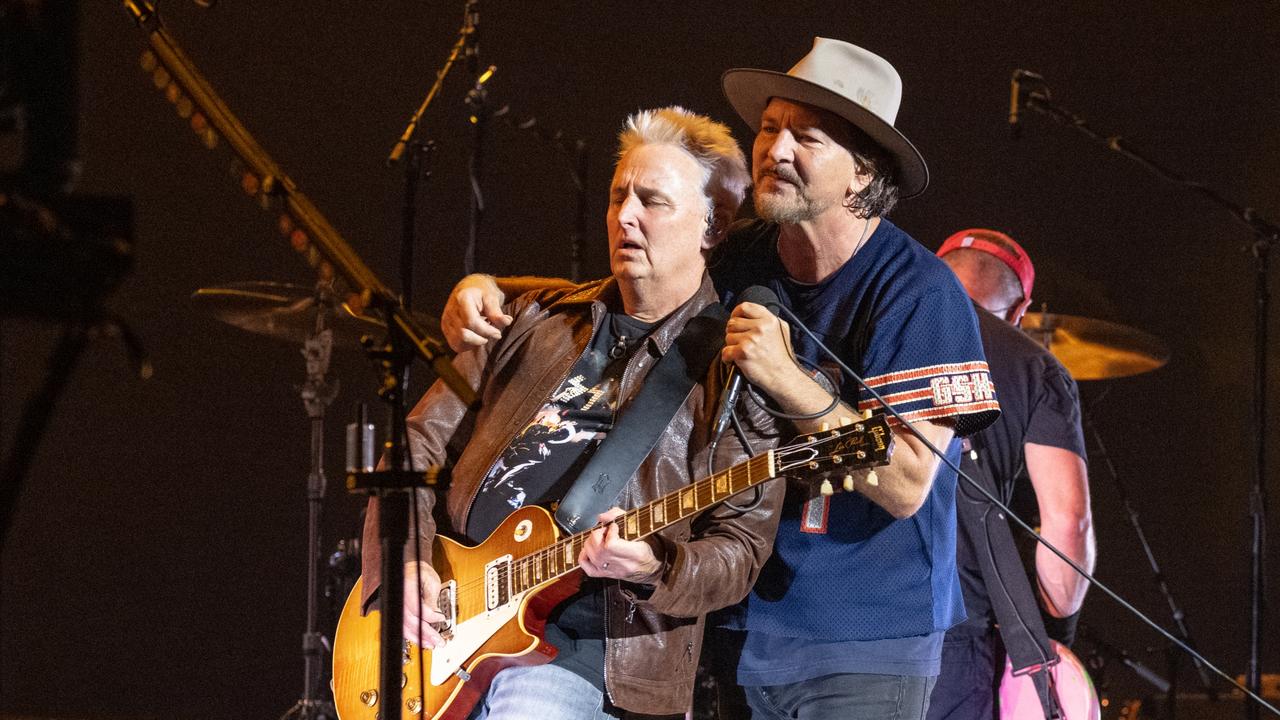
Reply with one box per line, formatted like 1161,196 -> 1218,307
469,664 -> 611,720
744,673 -> 937,720
467,663 -> 683,720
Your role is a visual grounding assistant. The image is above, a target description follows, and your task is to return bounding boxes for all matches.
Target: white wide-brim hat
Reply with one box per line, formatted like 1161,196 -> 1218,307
722,37 -> 929,198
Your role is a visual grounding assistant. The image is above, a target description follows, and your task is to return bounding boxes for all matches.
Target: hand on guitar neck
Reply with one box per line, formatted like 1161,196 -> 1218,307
404,561 -> 447,648
578,507 -> 666,584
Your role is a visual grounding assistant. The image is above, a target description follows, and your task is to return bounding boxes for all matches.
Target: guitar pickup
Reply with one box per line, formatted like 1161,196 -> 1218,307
485,555 -> 513,611
434,580 -> 457,640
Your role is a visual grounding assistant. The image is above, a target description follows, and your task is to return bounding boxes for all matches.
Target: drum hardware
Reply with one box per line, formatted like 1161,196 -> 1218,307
1082,384 -> 1218,717
193,278 -> 351,720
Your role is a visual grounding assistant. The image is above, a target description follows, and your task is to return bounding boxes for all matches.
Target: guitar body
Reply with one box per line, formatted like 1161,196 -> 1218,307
333,505 -> 579,720
999,640 -> 1101,720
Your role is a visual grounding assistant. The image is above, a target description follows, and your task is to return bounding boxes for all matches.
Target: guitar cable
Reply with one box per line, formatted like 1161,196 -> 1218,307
765,302 -> 1280,717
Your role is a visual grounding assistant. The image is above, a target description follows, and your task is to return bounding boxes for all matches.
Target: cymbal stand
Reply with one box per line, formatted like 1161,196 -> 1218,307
278,281 -> 340,720
1084,389 -> 1214,719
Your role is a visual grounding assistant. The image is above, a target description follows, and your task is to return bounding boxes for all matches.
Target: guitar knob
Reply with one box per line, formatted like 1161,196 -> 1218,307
865,470 -> 879,487
839,415 -> 853,426
819,422 -> 830,432
862,408 -> 872,419
820,479 -> 834,496
843,474 -> 855,492
359,689 -> 378,707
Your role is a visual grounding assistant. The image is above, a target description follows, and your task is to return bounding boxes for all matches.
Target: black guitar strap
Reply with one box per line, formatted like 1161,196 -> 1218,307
555,303 -> 729,534
957,444 -> 1064,720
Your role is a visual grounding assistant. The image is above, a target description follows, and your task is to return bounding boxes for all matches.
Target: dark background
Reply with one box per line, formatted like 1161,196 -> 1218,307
2,1 -> 1278,718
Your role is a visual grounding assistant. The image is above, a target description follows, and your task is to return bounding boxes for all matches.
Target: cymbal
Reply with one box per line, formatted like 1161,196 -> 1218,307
192,281 -> 441,348
1021,312 -> 1168,381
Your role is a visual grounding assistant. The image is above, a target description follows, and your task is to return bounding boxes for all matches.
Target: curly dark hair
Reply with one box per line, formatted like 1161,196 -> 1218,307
840,126 -> 900,219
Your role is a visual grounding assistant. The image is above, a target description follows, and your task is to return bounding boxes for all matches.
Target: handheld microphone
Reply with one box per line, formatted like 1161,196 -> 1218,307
712,285 -> 781,438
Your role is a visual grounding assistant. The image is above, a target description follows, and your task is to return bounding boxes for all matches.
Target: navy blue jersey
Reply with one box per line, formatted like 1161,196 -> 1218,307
710,218 -> 998,683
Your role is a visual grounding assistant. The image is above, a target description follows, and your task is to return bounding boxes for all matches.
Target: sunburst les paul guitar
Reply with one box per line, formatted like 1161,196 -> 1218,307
332,416 -> 893,720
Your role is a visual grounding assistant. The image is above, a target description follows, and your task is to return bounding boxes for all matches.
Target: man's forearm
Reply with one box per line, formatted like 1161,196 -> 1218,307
760,367 -> 949,519
1036,519 -> 1095,616
1025,442 -> 1094,617
491,275 -> 575,298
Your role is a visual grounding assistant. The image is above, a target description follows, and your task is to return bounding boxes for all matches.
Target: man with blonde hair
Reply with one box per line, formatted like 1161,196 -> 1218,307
361,106 -> 782,720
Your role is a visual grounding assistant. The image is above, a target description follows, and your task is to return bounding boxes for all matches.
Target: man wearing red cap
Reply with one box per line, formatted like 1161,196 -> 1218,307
933,229 -> 1096,720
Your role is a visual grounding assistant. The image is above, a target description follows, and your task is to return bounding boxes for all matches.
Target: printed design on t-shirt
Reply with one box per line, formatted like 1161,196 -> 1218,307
552,374 -> 610,411
857,360 -> 998,425
477,376 -> 614,511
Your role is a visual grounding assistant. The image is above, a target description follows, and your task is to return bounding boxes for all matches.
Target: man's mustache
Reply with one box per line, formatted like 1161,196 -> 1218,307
759,165 -> 802,185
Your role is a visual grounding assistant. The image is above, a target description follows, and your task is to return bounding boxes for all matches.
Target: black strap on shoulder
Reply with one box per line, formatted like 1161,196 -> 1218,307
957,447 -> 1064,720
555,303 -> 729,534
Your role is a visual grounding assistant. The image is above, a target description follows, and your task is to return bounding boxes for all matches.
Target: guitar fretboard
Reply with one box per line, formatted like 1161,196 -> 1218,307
503,452 -> 776,595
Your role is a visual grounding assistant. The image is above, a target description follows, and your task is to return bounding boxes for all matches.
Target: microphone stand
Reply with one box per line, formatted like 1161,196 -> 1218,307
1015,74 -> 1278,720
462,0 -> 487,275
375,4 -> 481,717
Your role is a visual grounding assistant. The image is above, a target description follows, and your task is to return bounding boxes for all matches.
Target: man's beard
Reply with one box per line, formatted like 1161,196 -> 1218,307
755,188 -> 825,224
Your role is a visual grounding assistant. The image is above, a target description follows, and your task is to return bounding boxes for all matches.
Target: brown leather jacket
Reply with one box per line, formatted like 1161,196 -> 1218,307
362,274 -> 783,715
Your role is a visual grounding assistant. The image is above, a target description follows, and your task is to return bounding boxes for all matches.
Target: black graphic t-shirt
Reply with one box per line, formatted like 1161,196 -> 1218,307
465,312 -> 654,543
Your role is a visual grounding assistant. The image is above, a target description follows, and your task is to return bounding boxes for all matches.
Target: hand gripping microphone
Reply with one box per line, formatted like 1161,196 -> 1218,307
712,285 -> 781,439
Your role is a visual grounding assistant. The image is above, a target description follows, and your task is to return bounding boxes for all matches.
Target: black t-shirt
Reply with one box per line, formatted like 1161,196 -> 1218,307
465,312 -> 653,542
954,307 -> 1087,633
466,309 -> 654,691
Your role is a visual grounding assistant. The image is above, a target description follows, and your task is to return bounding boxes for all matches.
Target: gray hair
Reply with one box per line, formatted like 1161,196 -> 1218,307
942,248 -> 1024,307
617,106 -> 750,222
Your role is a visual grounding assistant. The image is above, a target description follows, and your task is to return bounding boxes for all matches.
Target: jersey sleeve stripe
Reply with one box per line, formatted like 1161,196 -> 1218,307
863,361 -> 991,389
867,400 -> 1001,426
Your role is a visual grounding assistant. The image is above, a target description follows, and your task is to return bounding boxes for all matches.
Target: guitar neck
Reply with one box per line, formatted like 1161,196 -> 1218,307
508,451 -> 776,594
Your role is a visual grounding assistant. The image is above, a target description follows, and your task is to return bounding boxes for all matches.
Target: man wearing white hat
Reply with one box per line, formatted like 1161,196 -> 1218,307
436,38 -> 998,719
704,37 -> 997,719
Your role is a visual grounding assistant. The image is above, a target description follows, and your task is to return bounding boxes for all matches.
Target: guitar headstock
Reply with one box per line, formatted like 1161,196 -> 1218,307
775,412 -> 894,493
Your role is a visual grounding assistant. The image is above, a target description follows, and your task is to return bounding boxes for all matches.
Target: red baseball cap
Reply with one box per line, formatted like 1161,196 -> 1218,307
937,228 -> 1035,302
